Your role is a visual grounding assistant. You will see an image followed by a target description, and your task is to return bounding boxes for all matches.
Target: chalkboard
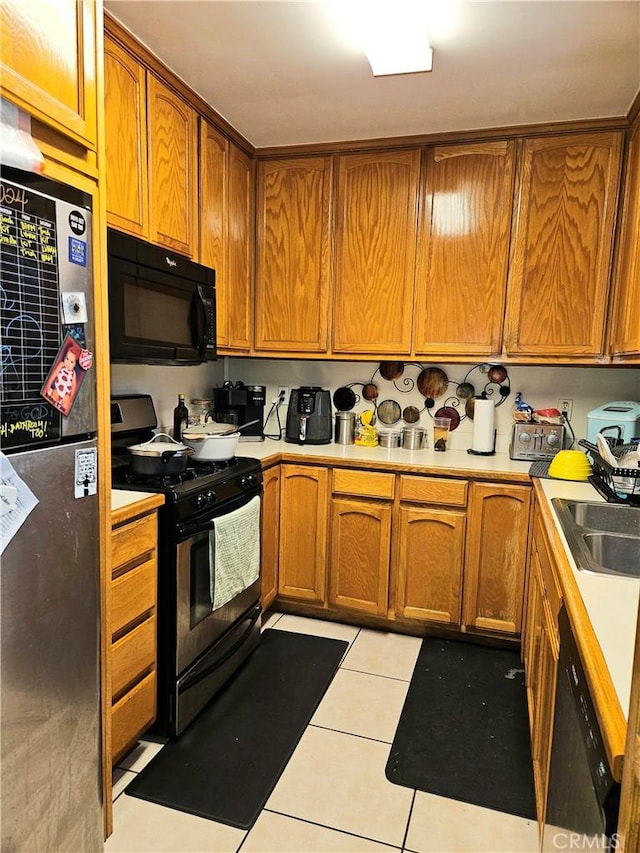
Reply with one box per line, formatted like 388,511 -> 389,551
1,178 -> 62,448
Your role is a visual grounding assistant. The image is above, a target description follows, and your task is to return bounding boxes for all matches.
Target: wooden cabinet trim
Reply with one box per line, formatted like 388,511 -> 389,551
399,475 -> 467,506
332,468 -> 395,499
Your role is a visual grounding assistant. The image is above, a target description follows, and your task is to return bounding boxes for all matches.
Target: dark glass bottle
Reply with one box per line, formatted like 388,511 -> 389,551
173,394 -> 189,441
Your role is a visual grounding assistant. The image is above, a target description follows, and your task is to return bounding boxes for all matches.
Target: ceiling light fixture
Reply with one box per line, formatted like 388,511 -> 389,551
327,0 -> 433,77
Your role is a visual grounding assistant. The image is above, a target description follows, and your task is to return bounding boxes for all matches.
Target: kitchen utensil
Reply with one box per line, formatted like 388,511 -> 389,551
402,427 -> 427,450
434,405 -> 461,431
377,399 -> 402,425
596,433 -> 618,467
335,411 -> 356,445
182,429 -> 240,460
379,361 -> 404,381
548,450 -> 592,481
403,405 -> 420,424
127,433 -> 194,475
333,386 -> 357,411
417,367 -> 448,399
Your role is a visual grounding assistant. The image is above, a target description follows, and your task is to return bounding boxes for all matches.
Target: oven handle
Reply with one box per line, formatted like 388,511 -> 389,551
177,605 -> 261,694
177,487 -> 262,541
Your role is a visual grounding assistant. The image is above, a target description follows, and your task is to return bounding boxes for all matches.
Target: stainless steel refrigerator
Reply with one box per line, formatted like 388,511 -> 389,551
1,167 -> 103,851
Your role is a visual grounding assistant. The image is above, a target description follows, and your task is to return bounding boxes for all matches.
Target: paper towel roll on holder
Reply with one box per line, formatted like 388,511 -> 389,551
467,396 -> 497,456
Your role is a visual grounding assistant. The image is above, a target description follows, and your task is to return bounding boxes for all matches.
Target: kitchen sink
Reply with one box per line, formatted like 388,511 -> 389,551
552,499 -> 640,578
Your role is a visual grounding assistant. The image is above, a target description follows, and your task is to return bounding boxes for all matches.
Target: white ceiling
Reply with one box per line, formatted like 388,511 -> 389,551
104,0 -> 640,149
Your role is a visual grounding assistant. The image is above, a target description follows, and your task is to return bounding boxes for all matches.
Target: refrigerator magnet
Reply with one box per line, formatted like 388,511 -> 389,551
61,292 -> 88,324
40,333 -> 90,417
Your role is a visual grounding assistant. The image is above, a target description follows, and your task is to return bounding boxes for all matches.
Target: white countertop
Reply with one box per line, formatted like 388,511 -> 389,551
537,478 -> 639,718
238,438 -> 534,478
111,488 -> 153,511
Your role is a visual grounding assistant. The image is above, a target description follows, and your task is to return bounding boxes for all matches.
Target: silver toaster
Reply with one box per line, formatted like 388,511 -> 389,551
509,422 -> 565,461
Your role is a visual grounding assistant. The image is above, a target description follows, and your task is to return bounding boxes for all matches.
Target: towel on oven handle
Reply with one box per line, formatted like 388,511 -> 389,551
209,494 -> 261,611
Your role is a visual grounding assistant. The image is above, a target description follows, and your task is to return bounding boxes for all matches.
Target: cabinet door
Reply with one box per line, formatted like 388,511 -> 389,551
104,37 -> 149,238
278,465 -> 328,604
199,120 -> 228,340
524,555 -> 558,826
463,482 -> 531,635
329,498 -> 391,616
505,132 -> 622,358
1,0 -> 97,148
395,506 -> 465,625
610,118 -> 640,359
332,149 -> 420,355
147,74 -> 198,257
255,157 -> 332,353
415,141 -> 516,357
225,142 -> 253,351
260,465 -> 280,610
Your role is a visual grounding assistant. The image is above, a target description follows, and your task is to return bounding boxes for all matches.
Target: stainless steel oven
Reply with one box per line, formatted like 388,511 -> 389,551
542,607 -> 620,852
111,394 -> 263,739
171,488 -> 262,736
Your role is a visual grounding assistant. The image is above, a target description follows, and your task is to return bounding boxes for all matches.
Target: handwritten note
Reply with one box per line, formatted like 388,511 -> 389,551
0,452 -> 38,554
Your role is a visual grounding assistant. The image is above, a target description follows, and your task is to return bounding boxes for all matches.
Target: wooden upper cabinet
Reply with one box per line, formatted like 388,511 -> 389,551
332,149 -> 421,355
147,74 -> 198,257
504,131 -> 623,359
199,120 -> 229,343
609,118 -> 640,360
415,141 -> 516,357
225,142 -> 253,351
1,0 -> 97,149
104,37 -> 149,237
255,157 -> 332,353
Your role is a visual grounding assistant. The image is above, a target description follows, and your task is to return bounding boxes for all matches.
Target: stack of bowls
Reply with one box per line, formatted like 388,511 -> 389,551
547,450 -> 593,481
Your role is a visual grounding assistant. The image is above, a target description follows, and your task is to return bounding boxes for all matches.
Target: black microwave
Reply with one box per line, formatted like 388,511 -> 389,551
107,229 -> 216,364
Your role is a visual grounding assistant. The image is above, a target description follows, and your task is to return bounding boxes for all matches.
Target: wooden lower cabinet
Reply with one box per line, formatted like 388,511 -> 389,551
523,506 -> 562,830
272,464 -> 530,641
260,465 -> 280,610
463,482 -> 532,635
329,470 -> 395,616
110,504 -> 160,765
395,475 -> 468,626
278,464 -> 329,603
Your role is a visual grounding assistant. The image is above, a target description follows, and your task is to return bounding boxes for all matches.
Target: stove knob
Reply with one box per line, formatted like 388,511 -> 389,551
206,489 -> 217,505
194,493 -> 207,510
241,474 -> 256,489
518,432 -> 531,443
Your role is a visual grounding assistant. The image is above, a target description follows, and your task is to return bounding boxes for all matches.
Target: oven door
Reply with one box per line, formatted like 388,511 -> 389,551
175,490 -> 262,675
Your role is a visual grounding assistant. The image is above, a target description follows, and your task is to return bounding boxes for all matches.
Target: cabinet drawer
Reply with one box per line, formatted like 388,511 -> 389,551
112,615 -> 156,700
400,475 -> 467,506
111,671 -> 156,764
111,559 -> 156,637
112,513 -> 157,572
333,469 -> 395,499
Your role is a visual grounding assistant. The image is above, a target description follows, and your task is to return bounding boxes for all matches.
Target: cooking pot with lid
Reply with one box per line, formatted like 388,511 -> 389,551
182,422 -> 240,460
127,433 -> 194,475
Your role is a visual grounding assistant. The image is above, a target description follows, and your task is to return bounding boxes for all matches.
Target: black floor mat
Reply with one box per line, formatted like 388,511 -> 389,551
126,629 -> 348,829
385,637 -> 536,820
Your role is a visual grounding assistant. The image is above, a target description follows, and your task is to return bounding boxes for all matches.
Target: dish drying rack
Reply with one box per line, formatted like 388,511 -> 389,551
579,437 -> 640,506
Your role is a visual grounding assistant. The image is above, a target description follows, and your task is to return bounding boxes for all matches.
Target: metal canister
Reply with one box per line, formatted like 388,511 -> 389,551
402,427 -> 427,450
335,411 -> 356,445
379,430 -> 403,448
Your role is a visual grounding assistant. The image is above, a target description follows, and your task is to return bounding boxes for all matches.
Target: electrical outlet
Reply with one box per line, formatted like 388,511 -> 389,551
558,398 -> 574,421
277,386 -> 289,405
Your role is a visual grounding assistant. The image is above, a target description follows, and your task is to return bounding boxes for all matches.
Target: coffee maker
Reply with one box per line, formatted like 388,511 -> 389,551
285,387 -> 332,445
213,382 -> 265,441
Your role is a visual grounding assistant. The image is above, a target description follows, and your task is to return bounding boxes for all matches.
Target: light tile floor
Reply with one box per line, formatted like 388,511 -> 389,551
106,613 -> 539,853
